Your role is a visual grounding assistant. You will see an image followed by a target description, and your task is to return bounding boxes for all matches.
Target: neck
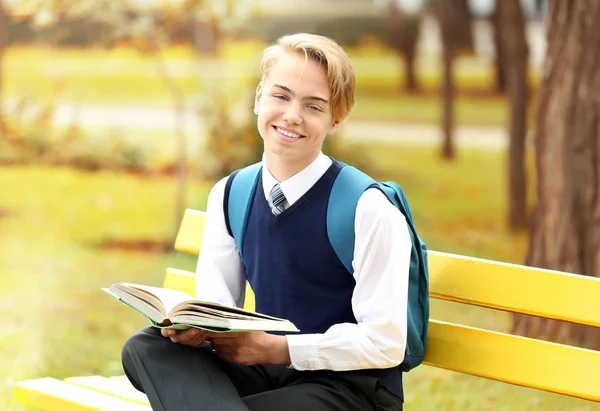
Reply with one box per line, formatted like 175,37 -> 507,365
265,151 -> 319,182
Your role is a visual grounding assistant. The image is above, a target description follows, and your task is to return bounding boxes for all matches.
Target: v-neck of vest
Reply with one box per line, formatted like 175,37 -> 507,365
263,161 -> 340,219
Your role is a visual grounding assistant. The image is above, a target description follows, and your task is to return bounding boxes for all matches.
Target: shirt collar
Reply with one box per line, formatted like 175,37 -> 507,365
262,152 -> 332,206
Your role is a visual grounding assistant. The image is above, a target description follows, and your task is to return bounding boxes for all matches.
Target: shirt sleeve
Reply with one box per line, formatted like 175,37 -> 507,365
285,187 -> 412,371
194,177 -> 246,308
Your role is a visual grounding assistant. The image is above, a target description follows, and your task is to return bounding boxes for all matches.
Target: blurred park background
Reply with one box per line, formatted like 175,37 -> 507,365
1,0 -> 599,409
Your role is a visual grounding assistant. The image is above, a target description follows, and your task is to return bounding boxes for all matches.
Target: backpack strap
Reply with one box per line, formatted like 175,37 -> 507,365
378,181 -> 430,367
327,165 -> 377,274
224,162 -> 262,261
328,167 -> 422,274
377,182 -> 416,232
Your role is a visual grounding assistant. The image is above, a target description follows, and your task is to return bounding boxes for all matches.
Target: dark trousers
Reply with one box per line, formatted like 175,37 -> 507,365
122,327 -> 403,411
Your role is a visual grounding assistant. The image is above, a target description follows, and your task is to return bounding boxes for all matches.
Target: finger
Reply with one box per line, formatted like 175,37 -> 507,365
209,335 -> 239,343
211,332 -> 241,338
168,328 -> 192,343
161,328 -> 177,338
172,328 -> 198,342
177,330 -> 211,346
196,330 -> 211,340
181,328 -> 200,337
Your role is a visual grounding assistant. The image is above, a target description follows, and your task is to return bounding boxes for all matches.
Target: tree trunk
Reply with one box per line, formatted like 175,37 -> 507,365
512,0 -> 600,350
387,0 -> 421,93
0,3 -> 8,136
498,0 -> 529,231
152,42 -> 187,240
441,47 -> 455,159
435,0 -> 471,160
192,18 -> 220,56
404,48 -> 418,93
491,7 -> 507,93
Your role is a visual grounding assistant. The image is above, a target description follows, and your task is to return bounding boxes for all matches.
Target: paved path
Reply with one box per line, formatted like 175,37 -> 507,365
9,100 -> 509,150
340,121 -> 508,150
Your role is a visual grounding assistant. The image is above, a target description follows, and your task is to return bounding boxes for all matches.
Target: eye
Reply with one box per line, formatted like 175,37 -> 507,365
307,105 -> 322,112
274,94 -> 289,101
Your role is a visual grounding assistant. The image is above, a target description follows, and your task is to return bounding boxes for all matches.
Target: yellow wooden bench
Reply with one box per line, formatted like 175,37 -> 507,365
14,208 -> 600,409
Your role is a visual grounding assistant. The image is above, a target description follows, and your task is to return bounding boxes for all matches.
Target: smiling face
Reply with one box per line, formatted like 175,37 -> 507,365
255,50 -> 341,169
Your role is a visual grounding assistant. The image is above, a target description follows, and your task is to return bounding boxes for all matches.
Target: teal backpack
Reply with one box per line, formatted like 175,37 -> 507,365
225,161 -> 430,370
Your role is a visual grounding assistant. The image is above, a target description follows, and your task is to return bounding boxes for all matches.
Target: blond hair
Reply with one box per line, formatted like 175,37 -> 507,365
260,33 -> 355,122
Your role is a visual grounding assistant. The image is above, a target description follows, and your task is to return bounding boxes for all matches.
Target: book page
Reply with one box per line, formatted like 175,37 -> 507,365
116,283 -> 201,313
171,300 -> 285,321
103,287 -> 165,324
175,303 -> 284,321
169,314 -> 300,333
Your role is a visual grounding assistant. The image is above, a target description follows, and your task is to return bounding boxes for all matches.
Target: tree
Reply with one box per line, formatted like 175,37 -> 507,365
120,0 -> 253,234
498,0 -> 529,231
0,1 -> 7,136
387,0 -> 422,93
33,0 -> 192,237
26,0 -> 254,238
188,0 -> 253,55
490,5 -> 507,93
512,0 -> 600,350
433,0 -> 473,160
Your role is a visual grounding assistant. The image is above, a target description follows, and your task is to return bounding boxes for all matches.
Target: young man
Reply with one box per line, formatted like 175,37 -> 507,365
122,33 -> 411,411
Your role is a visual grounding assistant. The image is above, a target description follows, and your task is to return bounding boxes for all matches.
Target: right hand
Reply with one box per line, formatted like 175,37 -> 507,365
161,328 -> 210,347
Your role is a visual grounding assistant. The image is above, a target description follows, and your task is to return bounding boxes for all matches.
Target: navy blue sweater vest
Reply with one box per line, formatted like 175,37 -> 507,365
238,161 -> 403,399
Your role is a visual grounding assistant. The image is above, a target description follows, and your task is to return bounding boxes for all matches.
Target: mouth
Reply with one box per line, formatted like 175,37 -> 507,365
273,126 -> 305,141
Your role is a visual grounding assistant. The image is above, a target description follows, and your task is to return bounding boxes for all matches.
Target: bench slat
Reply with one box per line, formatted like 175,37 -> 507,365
164,268 -> 196,294
174,209 -> 205,255
109,375 -> 133,385
14,377 -> 150,410
66,376 -> 149,406
164,267 -> 256,311
428,250 -> 600,327
424,319 -> 600,402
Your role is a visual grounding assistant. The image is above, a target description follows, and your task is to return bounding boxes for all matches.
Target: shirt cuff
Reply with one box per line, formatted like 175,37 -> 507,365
285,334 -> 321,370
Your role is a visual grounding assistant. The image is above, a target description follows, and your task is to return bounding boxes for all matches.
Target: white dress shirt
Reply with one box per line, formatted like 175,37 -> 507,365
195,152 -> 412,371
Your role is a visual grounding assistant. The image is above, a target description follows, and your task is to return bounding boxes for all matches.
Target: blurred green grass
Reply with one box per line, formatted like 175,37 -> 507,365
2,142 -> 597,410
0,167 -> 208,409
353,91 -> 508,126
4,45 -> 532,127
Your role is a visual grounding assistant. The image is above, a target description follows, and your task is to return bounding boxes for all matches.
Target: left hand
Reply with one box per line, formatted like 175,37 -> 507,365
161,327 -> 209,347
207,331 -> 291,366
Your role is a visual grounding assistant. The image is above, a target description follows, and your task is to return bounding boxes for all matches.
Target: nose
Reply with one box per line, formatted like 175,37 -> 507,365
282,102 -> 302,125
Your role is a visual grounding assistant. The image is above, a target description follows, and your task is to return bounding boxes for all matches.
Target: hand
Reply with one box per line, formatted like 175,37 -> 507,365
208,331 -> 291,366
161,327 -> 209,347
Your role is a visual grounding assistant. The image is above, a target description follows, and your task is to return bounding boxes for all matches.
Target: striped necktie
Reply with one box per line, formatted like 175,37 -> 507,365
270,183 -> 287,215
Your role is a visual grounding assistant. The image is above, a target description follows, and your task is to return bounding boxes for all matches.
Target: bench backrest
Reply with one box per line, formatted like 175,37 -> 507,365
167,209 -> 600,402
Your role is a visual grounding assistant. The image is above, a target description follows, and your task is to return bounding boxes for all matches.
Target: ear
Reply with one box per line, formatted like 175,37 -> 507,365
254,82 -> 263,115
328,120 -> 341,135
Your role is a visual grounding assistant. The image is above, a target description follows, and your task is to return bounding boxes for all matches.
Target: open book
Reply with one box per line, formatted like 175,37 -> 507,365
103,282 -> 300,333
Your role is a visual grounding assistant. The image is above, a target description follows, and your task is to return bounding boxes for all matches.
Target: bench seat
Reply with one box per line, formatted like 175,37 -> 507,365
14,377 -> 150,410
